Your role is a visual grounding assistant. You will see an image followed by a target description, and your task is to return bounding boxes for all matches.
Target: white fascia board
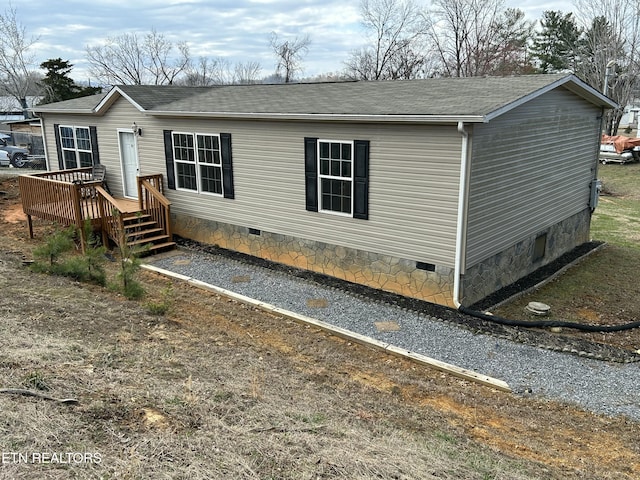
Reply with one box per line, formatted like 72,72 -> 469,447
31,108 -> 95,115
94,86 -> 147,114
149,110 -> 487,124
484,74 -> 618,122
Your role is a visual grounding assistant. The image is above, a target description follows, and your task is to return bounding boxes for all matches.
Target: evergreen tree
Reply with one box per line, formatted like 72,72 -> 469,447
38,58 -> 101,104
531,11 -> 582,73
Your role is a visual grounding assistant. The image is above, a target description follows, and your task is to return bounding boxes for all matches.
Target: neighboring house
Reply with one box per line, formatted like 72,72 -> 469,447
0,95 -> 43,121
621,103 -> 640,134
31,74 -> 615,308
2,118 -> 44,157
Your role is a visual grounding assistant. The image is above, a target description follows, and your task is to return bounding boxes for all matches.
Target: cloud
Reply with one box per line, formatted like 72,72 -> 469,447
11,0 -> 575,82
16,0 -> 365,79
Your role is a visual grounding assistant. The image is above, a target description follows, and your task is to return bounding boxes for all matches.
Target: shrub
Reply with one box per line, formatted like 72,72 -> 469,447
145,286 -> 173,315
32,225 -> 76,266
109,220 -> 146,300
30,222 -> 106,286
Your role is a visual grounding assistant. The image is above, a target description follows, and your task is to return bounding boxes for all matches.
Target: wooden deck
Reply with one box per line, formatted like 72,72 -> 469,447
103,197 -> 140,214
19,169 -> 173,253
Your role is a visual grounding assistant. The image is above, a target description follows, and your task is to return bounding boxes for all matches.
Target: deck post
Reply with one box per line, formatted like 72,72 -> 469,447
71,183 -> 87,254
27,214 -> 33,239
96,195 -> 109,249
137,177 -> 143,211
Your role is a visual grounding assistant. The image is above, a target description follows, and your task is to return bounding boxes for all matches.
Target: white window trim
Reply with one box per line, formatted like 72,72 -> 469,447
172,131 -> 224,197
59,125 -> 92,169
317,139 -> 354,217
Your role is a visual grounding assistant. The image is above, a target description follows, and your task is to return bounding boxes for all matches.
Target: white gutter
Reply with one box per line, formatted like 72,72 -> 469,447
453,121 -> 471,308
148,110 -> 487,124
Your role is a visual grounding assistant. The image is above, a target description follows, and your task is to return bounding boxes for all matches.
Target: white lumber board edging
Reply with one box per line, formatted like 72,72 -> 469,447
142,264 -> 512,392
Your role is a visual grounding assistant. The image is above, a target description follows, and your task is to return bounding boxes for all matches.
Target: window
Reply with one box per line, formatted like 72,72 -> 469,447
198,134 -> 223,195
304,137 -> 369,219
163,130 -> 234,199
172,132 -> 224,195
319,140 -> 353,215
58,125 -> 94,169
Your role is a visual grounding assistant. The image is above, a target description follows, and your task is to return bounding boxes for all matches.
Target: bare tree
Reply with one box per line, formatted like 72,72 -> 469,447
182,57 -> 230,86
0,6 -> 41,116
233,61 -> 262,84
269,32 -> 311,83
86,33 -> 144,85
430,0 -> 533,77
145,29 -> 190,85
344,0 -> 432,80
182,57 -> 262,86
573,0 -> 640,133
86,30 -> 190,85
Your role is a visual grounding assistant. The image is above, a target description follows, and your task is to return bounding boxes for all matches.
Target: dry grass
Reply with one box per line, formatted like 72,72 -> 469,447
0,254 -> 550,480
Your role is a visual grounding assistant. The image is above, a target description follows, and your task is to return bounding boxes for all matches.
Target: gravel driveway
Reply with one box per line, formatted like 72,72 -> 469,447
145,247 -> 640,421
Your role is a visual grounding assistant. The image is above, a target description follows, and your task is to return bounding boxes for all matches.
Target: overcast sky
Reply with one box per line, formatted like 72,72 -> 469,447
11,0 -> 574,83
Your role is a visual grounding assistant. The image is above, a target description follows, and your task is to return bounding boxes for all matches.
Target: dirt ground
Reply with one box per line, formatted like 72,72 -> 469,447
1,175 -> 639,479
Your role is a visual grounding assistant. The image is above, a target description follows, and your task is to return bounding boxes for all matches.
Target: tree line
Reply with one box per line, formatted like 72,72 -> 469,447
0,0 -> 638,132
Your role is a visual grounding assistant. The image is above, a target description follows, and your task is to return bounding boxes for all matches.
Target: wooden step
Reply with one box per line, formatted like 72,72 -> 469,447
122,213 -> 151,224
126,227 -> 163,240
124,220 -> 157,231
127,234 -> 171,247
146,241 -> 177,254
133,241 -> 177,257
118,210 -> 176,256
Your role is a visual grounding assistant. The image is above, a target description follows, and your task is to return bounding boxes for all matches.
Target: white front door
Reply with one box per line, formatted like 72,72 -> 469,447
119,131 -> 139,198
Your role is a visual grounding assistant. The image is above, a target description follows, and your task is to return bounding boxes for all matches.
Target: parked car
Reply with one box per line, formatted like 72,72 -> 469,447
0,149 -> 10,167
0,138 -> 29,168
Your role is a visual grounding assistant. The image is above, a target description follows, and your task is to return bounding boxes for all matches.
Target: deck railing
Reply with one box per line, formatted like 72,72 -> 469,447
19,168 -> 102,252
19,169 -> 170,253
94,185 -> 126,249
137,174 -> 172,240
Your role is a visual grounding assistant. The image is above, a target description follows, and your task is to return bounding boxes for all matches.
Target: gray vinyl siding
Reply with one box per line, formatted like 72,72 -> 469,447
156,119 -> 462,267
40,101 -> 139,197
465,87 -> 602,268
41,97 -> 463,267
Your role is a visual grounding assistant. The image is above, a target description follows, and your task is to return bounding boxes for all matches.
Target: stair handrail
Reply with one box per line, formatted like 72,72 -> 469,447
138,178 -> 172,240
94,185 -> 125,248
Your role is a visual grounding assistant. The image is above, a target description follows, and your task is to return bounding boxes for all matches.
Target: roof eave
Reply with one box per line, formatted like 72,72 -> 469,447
149,110 -> 487,123
95,86 -> 147,114
31,108 -> 97,115
484,73 -> 618,122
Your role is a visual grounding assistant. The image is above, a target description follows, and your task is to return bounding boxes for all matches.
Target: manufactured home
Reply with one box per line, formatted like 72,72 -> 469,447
28,74 -> 614,308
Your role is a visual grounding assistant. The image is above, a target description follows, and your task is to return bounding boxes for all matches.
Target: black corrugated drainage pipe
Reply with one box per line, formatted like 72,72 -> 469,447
458,305 -> 640,332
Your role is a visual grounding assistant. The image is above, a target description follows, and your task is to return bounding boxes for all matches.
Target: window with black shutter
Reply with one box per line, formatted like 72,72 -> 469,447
304,137 -> 369,219
163,130 -> 234,199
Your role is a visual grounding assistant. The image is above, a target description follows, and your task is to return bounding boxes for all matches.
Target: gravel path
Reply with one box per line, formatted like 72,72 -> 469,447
145,248 -> 640,421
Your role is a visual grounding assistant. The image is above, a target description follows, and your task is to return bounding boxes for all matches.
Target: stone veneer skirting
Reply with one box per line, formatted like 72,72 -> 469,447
461,208 -> 592,306
172,213 -> 456,307
172,209 -> 590,309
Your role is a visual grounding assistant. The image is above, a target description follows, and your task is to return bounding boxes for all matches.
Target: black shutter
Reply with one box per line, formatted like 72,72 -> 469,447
304,137 -> 318,212
353,140 -> 369,220
53,124 -> 63,170
163,130 -> 176,190
89,126 -> 100,165
220,133 -> 234,199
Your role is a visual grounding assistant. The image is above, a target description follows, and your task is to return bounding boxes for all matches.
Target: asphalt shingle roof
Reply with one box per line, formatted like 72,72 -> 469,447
117,85 -> 216,110
153,74 -> 571,116
32,91 -> 108,111
32,74 -> 613,121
